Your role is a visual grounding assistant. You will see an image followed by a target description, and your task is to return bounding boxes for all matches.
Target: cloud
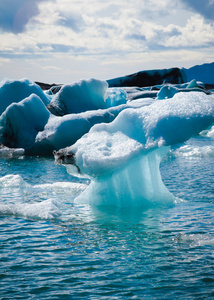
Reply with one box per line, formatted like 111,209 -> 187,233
164,15 -> 214,48
1,0 -> 214,57
0,0 -> 45,33
0,0 -> 213,83
123,14 -> 214,51
32,0 -> 85,33
0,57 -> 10,66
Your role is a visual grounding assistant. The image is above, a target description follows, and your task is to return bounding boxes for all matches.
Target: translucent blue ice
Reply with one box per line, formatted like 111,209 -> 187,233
47,79 -> 127,116
0,78 -> 50,115
63,92 -> 214,207
0,94 -> 50,150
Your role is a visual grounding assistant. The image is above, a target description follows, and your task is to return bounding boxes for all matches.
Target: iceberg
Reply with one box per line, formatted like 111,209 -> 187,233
35,99 -> 153,155
0,78 -> 50,115
0,65 -> 213,208
157,80 -> 210,100
55,92 -> 214,207
0,94 -> 50,151
0,94 -> 117,155
183,62 -> 214,85
0,79 -> 155,155
47,78 -> 109,116
107,67 -> 186,87
0,79 -> 128,154
47,78 -> 127,116
0,75 -> 213,159
34,109 -> 116,155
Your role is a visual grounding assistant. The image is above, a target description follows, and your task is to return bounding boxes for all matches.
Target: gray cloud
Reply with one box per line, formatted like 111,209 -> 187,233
0,0 -> 45,33
181,0 -> 214,20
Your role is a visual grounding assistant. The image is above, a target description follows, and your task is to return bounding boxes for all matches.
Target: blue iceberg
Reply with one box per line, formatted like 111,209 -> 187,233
0,78 -> 49,116
0,65 -> 213,208
55,92 -> 214,207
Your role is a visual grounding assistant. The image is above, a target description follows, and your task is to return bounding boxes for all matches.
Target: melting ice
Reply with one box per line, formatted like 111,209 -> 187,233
0,69 -> 213,209
55,92 -> 214,207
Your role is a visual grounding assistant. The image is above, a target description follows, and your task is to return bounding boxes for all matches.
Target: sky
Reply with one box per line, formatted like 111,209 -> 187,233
0,0 -> 214,84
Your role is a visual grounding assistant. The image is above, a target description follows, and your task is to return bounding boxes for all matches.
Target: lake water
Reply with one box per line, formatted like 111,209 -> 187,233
0,135 -> 214,299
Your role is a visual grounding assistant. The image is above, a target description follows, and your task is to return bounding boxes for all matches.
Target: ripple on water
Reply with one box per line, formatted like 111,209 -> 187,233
0,140 -> 214,299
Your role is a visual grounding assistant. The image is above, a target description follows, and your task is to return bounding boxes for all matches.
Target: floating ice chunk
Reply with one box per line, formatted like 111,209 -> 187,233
0,174 -> 29,188
0,78 -> 50,115
0,94 -> 50,150
0,175 -> 62,219
35,181 -> 88,196
105,88 -> 127,106
35,109 -> 115,154
171,145 -> 214,158
47,79 -> 109,116
47,79 -> 128,116
0,199 -> 62,219
183,62 -> 214,84
187,79 -> 202,89
157,85 -> 178,100
175,233 -> 214,247
0,144 -> 25,157
157,80 -> 209,100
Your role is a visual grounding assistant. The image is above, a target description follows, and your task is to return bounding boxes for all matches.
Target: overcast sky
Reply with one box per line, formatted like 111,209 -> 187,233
0,0 -> 214,83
